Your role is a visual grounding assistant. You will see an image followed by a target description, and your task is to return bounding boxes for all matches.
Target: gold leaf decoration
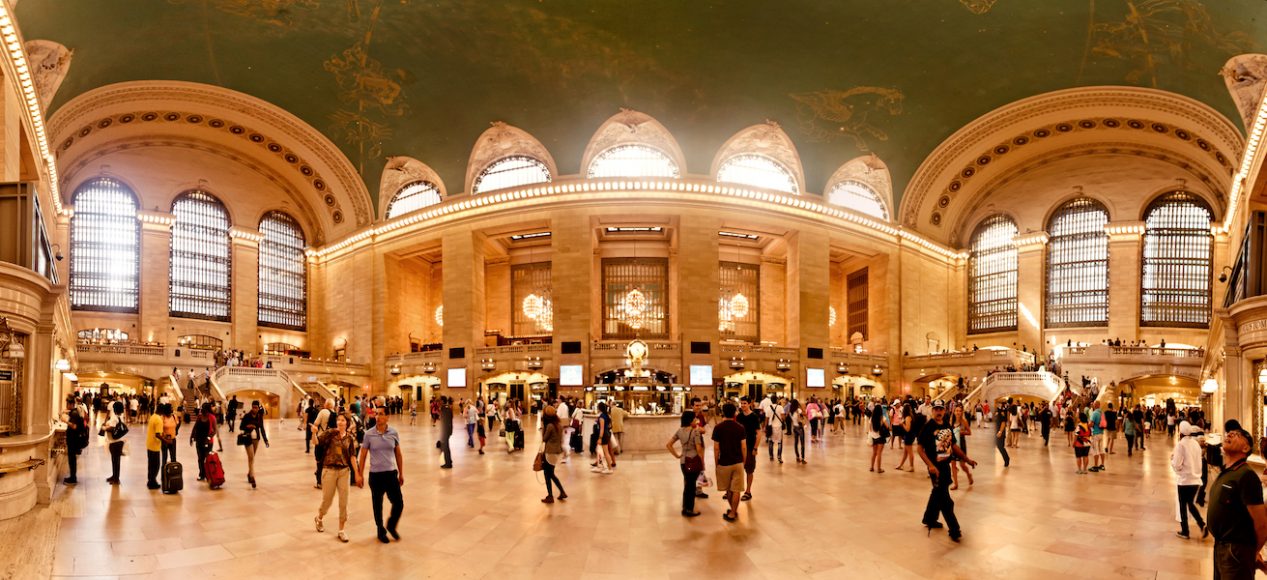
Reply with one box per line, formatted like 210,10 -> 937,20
1087,0 -> 1254,87
959,0 -> 998,14
789,87 -> 904,151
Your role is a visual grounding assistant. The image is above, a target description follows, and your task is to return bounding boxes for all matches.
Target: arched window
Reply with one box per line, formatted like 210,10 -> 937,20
258,211 -> 307,330
716,154 -> 798,194
1045,198 -> 1109,327
385,181 -> 442,219
968,215 -> 1018,334
169,190 -> 231,321
70,177 -> 140,312
472,155 -> 551,194
1141,191 -> 1213,327
827,180 -> 888,219
586,144 -> 680,179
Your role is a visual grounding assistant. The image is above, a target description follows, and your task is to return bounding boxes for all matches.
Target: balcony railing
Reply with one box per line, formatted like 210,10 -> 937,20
1062,345 -> 1204,359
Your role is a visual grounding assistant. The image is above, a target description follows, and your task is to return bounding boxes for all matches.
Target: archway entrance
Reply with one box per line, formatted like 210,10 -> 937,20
832,375 -> 885,399
232,389 -> 282,420
480,371 -> 551,410
721,371 -> 794,401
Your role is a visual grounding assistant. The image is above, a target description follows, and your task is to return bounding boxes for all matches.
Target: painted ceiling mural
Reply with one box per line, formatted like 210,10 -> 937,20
15,0 -> 1267,210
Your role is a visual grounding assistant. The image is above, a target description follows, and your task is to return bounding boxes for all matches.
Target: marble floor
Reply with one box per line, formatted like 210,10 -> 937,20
41,417 -> 1221,579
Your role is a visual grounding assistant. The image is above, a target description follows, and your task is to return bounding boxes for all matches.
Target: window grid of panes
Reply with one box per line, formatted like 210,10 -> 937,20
511,261 -> 552,337
1141,191 -> 1213,327
847,268 -> 869,340
602,257 -> 669,340
385,181 -> 442,219
69,177 -> 141,312
587,144 -> 680,179
472,156 -> 552,194
968,215 -> 1018,334
169,190 -> 232,321
827,180 -> 888,220
718,261 -> 759,343
1045,198 -> 1109,327
258,211 -> 307,330
716,154 -> 799,194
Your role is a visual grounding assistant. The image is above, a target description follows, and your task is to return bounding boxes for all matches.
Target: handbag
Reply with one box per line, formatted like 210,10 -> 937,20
684,454 -> 704,472
236,432 -> 250,446
532,452 -> 545,472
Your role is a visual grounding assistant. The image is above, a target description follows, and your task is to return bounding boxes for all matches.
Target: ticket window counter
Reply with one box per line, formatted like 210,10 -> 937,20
763,382 -> 790,401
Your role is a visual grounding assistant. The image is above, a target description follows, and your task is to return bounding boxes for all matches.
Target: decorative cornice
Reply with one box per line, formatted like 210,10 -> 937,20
48,81 -> 372,229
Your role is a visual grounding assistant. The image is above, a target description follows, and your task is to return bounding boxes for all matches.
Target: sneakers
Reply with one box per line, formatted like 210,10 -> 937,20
315,516 -> 324,533
1175,531 -> 1190,540
338,531 -> 349,543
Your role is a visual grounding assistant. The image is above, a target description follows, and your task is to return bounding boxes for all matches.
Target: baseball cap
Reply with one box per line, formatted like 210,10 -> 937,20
932,400 -> 946,409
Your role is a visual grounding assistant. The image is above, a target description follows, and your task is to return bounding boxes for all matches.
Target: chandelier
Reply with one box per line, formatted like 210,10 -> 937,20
435,305 -> 444,327
718,291 -> 749,332
622,288 -> 648,329
521,292 -> 554,332
829,305 -> 837,327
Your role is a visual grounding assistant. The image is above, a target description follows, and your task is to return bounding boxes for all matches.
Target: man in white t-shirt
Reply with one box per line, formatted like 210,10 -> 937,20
557,399 -> 572,463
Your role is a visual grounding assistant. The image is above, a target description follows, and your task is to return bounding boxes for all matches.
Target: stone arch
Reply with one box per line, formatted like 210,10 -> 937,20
378,156 -> 447,220
580,109 -> 687,178
464,122 -> 558,194
711,121 -> 806,194
823,154 -> 894,219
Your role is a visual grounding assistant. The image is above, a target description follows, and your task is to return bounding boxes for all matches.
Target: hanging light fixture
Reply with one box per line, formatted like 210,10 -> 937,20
435,305 -> 444,327
829,305 -> 837,327
623,287 -> 648,329
522,293 -> 543,320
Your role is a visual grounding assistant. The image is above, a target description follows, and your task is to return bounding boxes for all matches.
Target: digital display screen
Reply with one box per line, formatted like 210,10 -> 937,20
560,365 -> 584,386
689,365 -> 713,386
806,368 -> 825,388
447,368 -> 466,388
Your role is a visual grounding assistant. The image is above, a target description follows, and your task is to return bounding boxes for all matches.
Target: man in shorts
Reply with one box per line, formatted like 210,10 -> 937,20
711,402 -> 747,522
737,397 -> 764,501
1088,401 -> 1106,472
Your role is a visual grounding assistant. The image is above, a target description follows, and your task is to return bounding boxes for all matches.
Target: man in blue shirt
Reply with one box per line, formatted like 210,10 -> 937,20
357,406 -> 405,543
1088,401 -> 1106,473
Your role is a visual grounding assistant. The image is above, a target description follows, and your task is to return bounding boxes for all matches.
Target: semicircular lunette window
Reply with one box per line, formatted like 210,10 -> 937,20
716,154 -> 798,194
472,155 -> 552,194
587,144 -> 680,179
385,181 -> 442,219
826,180 -> 888,220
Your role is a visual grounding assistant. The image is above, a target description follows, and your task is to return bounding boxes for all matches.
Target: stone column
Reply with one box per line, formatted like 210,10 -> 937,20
230,229 -> 260,353
678,214 -> 719,373
788,230 -> 830,398
1013,233 -> 1047,353
137,212 -> 172,345
1106,222 -> 1144,340
442,230 -> 486,397
551,214 -> 592,378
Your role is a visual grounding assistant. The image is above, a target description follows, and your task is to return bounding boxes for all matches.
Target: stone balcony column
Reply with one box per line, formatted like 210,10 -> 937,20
1105,221 -> 1144,340
442,230 -> 485,396
230,227 -> 260,352
1013,232 -> 1047,353
137,211 -> 172,345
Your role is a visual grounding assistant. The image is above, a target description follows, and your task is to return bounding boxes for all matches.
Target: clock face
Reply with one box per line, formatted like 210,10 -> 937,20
627,340 -> 648,360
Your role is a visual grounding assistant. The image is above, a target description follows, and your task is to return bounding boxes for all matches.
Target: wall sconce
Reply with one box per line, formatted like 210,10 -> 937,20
729,357 -> 745,370
836,362 -> 849,375
480,358 -> 496,371
55,358 -> 71,372
775,358 -> 792,372
871,364 -> 883,378
525,356 -> 543,371
389,364 -> 401,376
421,362 -> 437,375
1201,378 -> 1218,394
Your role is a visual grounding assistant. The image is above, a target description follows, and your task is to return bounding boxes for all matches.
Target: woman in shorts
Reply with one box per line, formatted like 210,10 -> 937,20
868,404 -> 888,473
1073,414 -> 1092,474
1063,408 -> 1076,447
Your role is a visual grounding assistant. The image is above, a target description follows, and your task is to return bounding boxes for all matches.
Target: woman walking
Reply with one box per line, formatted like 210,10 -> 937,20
868,403 -> 888,473
950,404 -> 974,489
314,413 -> 355,542
160,403 -> 179,466
1073,413 -> 1092,474
591,402 -> 614,474
238,400 -> 269,488
103,400 -> 127,485
503,399 -> 521,453
893,402 -> 915,471
539,406 -> 567,503
1063,408 -> 1076,447
806,398 -> 822,443
190,402 -> 217,481
789,399 -> 807,464
667,410 -> 703,517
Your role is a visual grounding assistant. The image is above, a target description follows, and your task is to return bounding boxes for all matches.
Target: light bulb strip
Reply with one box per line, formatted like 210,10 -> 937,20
1224,91 -> 1267,233
310,178 -> 964,262
0,7 -> 61,214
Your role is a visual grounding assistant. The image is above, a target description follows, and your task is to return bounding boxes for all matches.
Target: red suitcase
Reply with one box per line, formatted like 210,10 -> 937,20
204,451 -> 225,489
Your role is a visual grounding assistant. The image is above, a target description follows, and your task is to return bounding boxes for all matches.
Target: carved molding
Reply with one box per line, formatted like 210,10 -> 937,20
710,121 -> 806,193
579,109 -> 687,177
904,87 -> 1244,233
378,156 -> 447,220
48,81 -> 372,230
822,154 -> 894,219
463,122 -> 559,194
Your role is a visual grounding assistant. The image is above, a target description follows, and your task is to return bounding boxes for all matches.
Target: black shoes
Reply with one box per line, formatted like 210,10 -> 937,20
62,478 -> 77,485
378,531 -> 391,544
146,482 -> 160,490
440,464 -> 453,469
923,521 -> 944,529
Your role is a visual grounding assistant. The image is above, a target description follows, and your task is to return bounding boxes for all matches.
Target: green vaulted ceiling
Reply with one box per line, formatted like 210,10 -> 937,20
16,0 -> 1267,210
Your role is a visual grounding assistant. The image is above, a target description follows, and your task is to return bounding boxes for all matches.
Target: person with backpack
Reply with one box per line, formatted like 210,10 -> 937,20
102,401 -> 128,485
190,403 -> 217,481
238,401 -> 269,488
62,401 -> 88,485
1073,413 -> 1092,474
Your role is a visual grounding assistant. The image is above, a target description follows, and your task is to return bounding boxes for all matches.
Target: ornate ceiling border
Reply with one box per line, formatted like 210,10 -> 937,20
903,86 -> 1244,232
48,81 -> 372,230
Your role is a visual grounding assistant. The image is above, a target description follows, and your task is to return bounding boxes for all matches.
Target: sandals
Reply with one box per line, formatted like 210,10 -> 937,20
741,492 -> 752,501
314,516 -> 324,533
722,511 -> 737,522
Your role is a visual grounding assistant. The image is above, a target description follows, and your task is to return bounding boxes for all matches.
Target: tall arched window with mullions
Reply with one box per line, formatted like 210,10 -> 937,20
1141,191 -> 1213,327
968,214 -> 1018,334
169,190 -> 232,321
1045,198 -> 1109,327
258,211 -> 307,330
69,177 -> 141,312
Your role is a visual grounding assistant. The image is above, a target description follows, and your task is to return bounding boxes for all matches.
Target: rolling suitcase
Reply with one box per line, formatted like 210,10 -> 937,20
204,452 -> 225,489
570,431 -> 583,453
514,428 -> 525,450
162,461 -> 183,494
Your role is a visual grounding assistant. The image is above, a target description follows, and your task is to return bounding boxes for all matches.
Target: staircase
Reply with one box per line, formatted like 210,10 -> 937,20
212,367 -> 306,418
968,371 -> 1063,406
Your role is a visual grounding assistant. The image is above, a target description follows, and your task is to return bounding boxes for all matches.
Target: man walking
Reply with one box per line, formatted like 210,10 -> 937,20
438,396 -> 454,469
994,401 -> 1010,468
1038,402 -> 1052,447
358,405 -> 405,544
226,395 -> 239,432
610,403 -> 629,455
711,402 -> 747,523
1206,425 -> 1267,579
737,397 -> 763,502
1088,401 -> 1106,472
917,400 -> 977,542
304,400 -> 318,453
1104,403 -> 1119,455
1171,421 -> 1206,539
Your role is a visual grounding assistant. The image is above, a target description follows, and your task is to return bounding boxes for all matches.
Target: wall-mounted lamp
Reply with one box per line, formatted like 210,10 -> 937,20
480,358 -> 496,371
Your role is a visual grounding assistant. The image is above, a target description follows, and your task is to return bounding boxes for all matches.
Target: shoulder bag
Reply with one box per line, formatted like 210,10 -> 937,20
683,430 -> 704,472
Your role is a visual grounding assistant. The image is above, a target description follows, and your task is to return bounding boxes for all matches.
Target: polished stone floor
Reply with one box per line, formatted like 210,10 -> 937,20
43,416 -> 1219,579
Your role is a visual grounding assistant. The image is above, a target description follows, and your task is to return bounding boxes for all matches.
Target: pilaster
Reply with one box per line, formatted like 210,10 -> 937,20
442,230 -> 485,396
1106,221 -> 1144,340
1013,232 -> 1047,352
229,228 -> 260,352
137,212 -> 171,344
